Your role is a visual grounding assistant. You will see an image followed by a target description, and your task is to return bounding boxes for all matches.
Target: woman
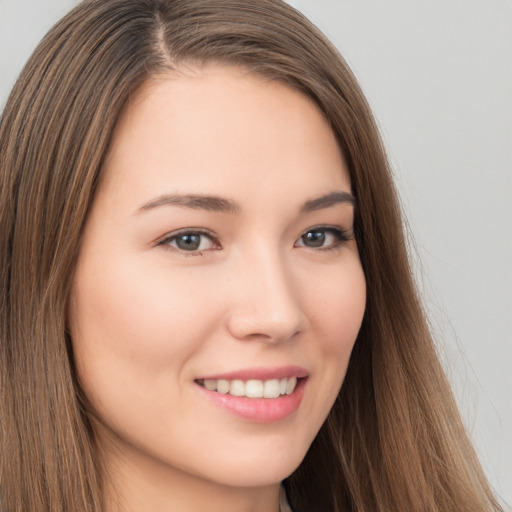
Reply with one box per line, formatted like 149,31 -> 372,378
0,1 -> 503,511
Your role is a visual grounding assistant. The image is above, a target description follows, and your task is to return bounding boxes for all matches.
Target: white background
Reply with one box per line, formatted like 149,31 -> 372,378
1,0 -> 510,507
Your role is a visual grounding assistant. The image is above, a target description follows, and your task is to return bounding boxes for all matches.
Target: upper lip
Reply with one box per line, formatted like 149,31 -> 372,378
196,365 -> 309,381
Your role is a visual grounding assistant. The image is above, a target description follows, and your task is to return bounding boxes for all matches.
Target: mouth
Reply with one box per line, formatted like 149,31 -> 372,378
195,376 -> 302,399
194,367 -> 309,422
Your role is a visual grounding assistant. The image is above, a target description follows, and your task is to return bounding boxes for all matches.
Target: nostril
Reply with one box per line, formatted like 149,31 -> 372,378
226,314 -> 305,344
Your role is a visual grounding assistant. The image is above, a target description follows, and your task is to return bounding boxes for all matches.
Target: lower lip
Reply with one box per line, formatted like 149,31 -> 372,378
196,378 -> 307,423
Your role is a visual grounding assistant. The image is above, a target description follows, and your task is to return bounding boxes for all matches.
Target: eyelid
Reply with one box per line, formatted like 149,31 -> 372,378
294,225 -> 352,250
156,228 -> 221,253
154,224 -> 352,254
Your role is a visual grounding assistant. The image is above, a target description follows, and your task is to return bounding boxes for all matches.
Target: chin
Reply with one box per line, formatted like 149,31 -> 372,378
197,441 -> 310,489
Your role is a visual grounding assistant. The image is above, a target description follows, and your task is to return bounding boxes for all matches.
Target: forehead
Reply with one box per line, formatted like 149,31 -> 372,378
98,64 -> 350,210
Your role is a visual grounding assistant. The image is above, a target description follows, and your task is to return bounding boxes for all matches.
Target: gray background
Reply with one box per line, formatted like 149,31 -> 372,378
1,0 -> 510,507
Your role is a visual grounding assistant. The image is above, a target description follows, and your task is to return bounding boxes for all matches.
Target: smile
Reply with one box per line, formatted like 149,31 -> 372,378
196,377 -> 298,398
194,368 -> 308,422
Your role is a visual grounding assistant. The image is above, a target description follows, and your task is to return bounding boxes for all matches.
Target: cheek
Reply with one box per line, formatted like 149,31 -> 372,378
308,260 -> 366,353
68,256 -> 223,416
71,257 -> 212,355
299,259 -> 366,427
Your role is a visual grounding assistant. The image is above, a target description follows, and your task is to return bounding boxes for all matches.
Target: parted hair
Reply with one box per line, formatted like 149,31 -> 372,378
0,1 -> 502,511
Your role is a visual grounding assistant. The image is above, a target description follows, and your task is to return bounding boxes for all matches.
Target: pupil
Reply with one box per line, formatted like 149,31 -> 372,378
177,234 -> 201,251
304,231 -> 325,247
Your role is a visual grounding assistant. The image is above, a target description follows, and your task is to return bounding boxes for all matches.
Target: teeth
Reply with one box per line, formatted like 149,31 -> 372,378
263,379 -> 280,398
201,377 -> 299,398
230,380 -> 245,397
216,379 -> 230,394
285,377 -> 297,395
246,379 -> 264,398
204,380 -> 217,391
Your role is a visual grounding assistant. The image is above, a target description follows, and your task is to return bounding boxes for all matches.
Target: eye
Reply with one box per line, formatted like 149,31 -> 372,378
295,226 -> 351,250
159,230 -> 220,253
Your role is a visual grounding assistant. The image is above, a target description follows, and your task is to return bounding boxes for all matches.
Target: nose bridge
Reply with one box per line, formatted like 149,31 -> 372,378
226,243 -> 306,342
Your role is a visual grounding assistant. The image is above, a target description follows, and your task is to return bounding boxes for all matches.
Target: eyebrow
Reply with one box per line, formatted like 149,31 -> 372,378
136,190 -> 355,215
300,191 -> 356,213
136,194 -> 240,214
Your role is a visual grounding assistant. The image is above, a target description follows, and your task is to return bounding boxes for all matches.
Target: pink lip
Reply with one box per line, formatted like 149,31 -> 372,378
196,377 -> 307,423
196,365 -> 309,381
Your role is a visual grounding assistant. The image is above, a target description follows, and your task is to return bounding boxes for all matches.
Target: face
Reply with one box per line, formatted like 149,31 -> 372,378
69,66 -> 366,492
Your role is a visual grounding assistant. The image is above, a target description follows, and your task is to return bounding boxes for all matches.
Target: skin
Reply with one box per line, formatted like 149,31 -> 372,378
69,65 -> 366,512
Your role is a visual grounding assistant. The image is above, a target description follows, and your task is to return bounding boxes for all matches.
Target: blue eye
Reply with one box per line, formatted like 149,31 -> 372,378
295,227 -> 350,250
160,230 -> 219,253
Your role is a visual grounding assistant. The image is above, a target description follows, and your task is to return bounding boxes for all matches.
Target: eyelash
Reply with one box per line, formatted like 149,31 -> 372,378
157,225 -> 352,256
157,228 -> 220,256
294,226 -> 352,252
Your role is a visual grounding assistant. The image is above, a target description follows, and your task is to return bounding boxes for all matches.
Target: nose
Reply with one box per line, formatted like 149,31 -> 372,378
225,249 -> 308,343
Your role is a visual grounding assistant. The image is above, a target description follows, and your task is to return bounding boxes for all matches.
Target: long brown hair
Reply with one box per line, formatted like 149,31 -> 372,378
0,1 -> 503,511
